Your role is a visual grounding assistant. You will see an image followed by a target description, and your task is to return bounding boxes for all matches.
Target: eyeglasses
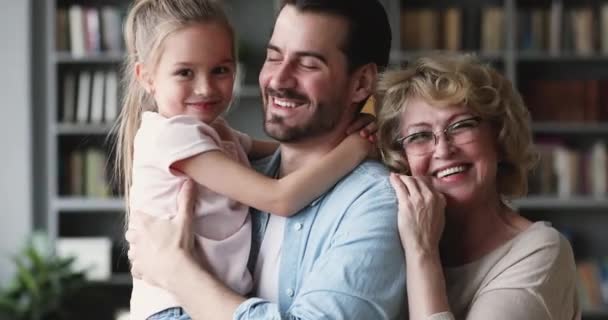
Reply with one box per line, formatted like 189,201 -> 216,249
396,117 -> 482,156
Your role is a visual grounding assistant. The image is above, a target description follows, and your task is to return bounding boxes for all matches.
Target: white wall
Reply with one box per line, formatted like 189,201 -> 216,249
0,0 -> 32,283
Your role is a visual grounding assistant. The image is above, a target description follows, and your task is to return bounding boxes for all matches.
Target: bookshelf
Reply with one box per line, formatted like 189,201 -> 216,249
386,0 -> 608,317
36,0 -> 608,317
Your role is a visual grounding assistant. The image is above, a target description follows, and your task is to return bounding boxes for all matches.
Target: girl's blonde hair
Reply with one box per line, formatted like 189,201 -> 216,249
375,53 -> 538,198
112,0 -> 234,214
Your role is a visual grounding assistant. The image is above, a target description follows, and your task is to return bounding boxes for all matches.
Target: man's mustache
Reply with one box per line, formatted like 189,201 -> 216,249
266,87 -> 308,101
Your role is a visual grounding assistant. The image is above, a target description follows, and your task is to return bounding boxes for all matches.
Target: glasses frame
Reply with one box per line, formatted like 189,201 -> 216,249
396,116 -> 483,156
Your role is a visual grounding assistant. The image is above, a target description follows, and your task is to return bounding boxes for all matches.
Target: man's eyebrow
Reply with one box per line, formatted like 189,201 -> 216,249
266,44 -> 328,65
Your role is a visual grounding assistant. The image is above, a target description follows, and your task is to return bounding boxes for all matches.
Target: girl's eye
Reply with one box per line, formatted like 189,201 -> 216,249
175,69 -> 193,78
212,66 -> 233,75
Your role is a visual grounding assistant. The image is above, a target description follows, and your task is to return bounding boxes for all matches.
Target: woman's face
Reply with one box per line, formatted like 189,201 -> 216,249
399,98 -> 499,204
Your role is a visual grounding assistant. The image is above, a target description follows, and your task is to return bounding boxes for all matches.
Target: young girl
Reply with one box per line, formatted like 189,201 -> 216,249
114,1 -> 374,319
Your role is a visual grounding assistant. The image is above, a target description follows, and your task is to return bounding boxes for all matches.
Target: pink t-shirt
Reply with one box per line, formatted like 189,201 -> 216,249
129,112 -> 253,320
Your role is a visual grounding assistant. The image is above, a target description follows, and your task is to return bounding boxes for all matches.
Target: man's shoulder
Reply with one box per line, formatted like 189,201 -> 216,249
314,160 -> 396,218
338,160 -> 393,192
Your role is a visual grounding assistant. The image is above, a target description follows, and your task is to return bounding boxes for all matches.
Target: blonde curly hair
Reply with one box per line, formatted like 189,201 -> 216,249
375,53 -> 538,198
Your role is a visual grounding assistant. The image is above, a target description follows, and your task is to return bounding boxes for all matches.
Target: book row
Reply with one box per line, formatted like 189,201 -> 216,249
60,148 -> 112,198
522,80 -> 608,123
60,70 -> 119,124
529,141 -> 608,197
56,5 -> 125,56
400,2 -> 608,55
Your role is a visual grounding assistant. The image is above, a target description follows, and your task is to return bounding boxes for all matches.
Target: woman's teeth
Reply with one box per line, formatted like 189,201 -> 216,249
436,165 -> 467,178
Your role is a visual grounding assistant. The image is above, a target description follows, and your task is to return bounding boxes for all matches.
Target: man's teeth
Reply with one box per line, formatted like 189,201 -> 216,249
436,166 -> 467,178
273,98 -> 298,108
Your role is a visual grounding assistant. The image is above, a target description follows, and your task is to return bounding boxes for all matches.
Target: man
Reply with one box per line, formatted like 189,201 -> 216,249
126,0 -> 405,319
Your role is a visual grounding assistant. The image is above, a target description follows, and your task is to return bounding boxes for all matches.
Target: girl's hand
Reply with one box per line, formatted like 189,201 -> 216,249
211,116 -> 232,140
389,173 -> 446,256
126,180 -> 201,288
343,131 -> 378,160
346,113 -> 377,144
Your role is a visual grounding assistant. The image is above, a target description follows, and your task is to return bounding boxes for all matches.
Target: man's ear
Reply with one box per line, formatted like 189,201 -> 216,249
135,62 -> 154,94
350,63 -> 378,105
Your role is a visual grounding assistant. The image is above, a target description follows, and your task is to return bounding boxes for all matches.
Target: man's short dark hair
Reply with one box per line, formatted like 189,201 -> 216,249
281,0 -> 392,73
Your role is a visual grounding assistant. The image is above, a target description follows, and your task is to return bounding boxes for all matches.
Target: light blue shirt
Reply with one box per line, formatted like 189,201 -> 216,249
234,151 -> 406,319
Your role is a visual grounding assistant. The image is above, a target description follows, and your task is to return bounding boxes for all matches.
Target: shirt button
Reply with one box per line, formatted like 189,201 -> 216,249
286,288 -> 295,297
294,223 -> 303,231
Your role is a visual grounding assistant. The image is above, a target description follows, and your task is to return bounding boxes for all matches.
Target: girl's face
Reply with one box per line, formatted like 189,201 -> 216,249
143,22 -> 235,124
400,98 -> 500,205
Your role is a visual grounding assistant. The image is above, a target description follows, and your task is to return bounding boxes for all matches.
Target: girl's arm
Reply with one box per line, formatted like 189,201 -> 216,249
173,133 -> 371,216
248,139 -> 279,160
211,117 -> 278,160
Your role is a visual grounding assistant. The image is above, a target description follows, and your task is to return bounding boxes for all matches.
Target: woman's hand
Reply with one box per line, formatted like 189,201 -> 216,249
126,180 -> 200,289
389,173 -> 446,256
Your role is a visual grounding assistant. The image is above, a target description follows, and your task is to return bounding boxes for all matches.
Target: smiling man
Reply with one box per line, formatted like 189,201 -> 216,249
126,1 -> 406,319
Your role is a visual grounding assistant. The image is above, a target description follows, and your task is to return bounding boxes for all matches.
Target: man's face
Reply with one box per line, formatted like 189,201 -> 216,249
259,5 -> 353,142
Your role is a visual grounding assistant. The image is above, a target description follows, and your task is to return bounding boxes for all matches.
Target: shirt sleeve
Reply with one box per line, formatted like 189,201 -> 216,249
233,178 -> 406,320
465,289 -> 551,320
428,312 -> 456,320
154,115 -> 223,174
231,128 -> 253,155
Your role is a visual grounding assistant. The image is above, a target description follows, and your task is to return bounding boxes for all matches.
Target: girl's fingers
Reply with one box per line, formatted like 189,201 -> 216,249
346,113 -> 376,134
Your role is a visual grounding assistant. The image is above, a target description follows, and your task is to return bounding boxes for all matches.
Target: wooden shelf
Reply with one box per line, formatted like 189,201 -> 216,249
512,196 -> 608,210
532,122 -> 608,134
54,197 -> 125,212
582,308 -> 608,318
517,52 -> 608,62
56,123 -> 114,135
390,50 -> 504,63
55,51 -> 125,64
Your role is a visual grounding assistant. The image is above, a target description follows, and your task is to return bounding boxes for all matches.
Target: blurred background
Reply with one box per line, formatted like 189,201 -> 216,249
3,0 -> 608,319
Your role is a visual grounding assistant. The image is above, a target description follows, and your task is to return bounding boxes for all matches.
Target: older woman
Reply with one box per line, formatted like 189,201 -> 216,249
376,54 -> 580,320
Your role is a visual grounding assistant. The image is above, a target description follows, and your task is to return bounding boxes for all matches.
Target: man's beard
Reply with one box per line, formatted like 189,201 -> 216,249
262,89 -> 343,142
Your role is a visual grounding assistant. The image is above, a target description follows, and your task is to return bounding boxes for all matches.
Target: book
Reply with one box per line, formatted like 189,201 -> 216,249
84,148 -> 109,198
100,6 -> 123,53
56,8 -> 70,52
90,70 -> 105,124
571,7 -> 594,56
76,71 -> 92,123
443,8 -> 462,51
481,7 -> 504,52
549,0 -> 563,55
68,5 -> 85,57
84,7 -> 101,54
69,150 -> 84,195
104,70 -> 119,122
601,4 -> 608,54
61,72 -> 76,123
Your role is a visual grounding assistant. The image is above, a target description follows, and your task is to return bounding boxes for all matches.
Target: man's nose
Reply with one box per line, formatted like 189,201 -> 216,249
269,62 -> 296,90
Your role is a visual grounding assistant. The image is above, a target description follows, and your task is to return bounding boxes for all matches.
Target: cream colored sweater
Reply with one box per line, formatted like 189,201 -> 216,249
428,222 -> 580,320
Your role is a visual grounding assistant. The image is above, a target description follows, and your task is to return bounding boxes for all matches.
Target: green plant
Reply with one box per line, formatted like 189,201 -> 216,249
0,232 -> 86,320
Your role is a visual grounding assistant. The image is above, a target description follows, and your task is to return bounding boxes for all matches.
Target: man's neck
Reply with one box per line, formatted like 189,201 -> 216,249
278,128 -> 347,176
